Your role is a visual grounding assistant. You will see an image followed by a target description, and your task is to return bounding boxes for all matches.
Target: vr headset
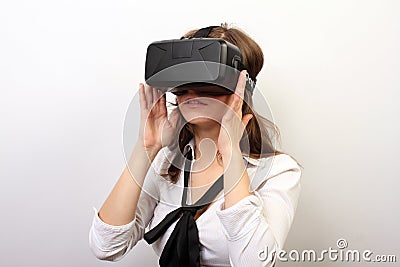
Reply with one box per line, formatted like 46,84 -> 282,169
145,26 -> 257,95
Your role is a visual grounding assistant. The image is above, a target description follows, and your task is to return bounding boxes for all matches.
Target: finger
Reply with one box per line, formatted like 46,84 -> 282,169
138,83 -> 147,111
145,83 -> 154,109
227,93 -> 242,116
158,90 -> 167,116
230,71 -> 247,112
222,104 -> 239,122
242,114 -> 253,128
225,93 -> 236,111
168,107 -> 180,126
157,89 -> 164,104
151,86 -> 159,111
226,92 -> 241,116
151,87 -> 159,112
235,70 -> 247,101
156,89 -> 163,101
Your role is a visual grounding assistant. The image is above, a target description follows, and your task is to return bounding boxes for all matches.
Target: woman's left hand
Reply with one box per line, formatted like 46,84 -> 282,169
218,70 -> 253,158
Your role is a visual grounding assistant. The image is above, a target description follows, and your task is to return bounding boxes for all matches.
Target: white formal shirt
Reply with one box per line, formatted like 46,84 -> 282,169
89,138 -> 302,266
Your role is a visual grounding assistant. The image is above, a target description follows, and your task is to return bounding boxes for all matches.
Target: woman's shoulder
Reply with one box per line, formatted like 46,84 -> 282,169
244,153 -> 302,191
244,152 -> 301,170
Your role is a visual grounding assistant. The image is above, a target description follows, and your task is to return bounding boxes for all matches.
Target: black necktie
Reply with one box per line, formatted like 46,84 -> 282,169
144,147 -> 224,267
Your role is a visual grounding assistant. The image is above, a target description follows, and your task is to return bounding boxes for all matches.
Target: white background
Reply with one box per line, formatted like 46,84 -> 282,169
0,0 -> 399,266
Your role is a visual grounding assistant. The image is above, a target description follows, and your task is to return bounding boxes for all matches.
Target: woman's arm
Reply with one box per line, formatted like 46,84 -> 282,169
88,83 -> 179,261
216,154 -> 302,267
98,144 -> 159,226
88,144 -> 161,261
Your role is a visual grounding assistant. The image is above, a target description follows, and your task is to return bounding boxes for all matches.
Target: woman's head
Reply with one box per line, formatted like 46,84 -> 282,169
177,24 -> 264,124
164,23 -> 283,183
171,24 -> 260,122
178,23 -> 264,124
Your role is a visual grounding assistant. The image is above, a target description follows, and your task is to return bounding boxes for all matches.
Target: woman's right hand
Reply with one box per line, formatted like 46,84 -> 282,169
137,83 -> 180,154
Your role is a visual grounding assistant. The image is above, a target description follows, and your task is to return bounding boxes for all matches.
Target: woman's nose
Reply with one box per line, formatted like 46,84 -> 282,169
186,89 -> 197,95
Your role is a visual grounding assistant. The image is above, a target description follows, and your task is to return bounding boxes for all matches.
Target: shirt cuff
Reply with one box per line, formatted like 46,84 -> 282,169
91,207 -> 136,237
215,193 -> 263,241
89,207 -> 137,260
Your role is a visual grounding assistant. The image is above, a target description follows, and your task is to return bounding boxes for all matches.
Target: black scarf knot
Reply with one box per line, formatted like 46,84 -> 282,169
181,206 -> 198,216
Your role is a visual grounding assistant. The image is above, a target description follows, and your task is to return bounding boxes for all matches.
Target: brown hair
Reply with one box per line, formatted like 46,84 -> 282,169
161,23 -> 294,183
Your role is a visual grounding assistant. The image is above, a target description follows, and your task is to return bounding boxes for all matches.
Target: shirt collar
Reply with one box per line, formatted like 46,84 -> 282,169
242,154 -> 261,166
183,138 -> 196,158
183,138 -> 261,166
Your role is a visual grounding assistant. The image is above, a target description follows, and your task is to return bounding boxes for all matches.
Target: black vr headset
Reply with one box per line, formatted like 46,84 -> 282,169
144,26 -> 257,95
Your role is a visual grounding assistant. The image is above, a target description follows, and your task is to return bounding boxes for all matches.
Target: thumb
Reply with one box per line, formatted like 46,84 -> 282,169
242,114 -> 253,128
168,107 -> 180,127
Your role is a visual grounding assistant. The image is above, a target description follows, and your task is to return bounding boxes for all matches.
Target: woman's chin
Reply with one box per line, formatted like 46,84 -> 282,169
185,117 -> 221,126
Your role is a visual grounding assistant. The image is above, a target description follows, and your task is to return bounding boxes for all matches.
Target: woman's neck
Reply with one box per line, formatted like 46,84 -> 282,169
192,122 -> 220,160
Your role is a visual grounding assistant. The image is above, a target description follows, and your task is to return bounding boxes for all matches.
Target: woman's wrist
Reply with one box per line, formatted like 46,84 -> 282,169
220,145 -> 242,161
220,146 -> 254,208
132,142 -> 161,162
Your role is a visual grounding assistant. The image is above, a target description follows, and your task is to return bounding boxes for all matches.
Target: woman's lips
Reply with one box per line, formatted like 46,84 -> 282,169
183,99 -> 207,106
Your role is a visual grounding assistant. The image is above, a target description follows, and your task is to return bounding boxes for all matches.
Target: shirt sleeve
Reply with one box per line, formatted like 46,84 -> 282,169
215,154 -> 302,267
88,149 -> 165,261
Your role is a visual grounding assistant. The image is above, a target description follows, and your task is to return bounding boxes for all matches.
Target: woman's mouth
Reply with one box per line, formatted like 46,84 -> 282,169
184,99 -> 207,107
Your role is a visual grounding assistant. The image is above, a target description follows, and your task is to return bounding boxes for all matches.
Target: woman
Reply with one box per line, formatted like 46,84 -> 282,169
89,24 -> 302,267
